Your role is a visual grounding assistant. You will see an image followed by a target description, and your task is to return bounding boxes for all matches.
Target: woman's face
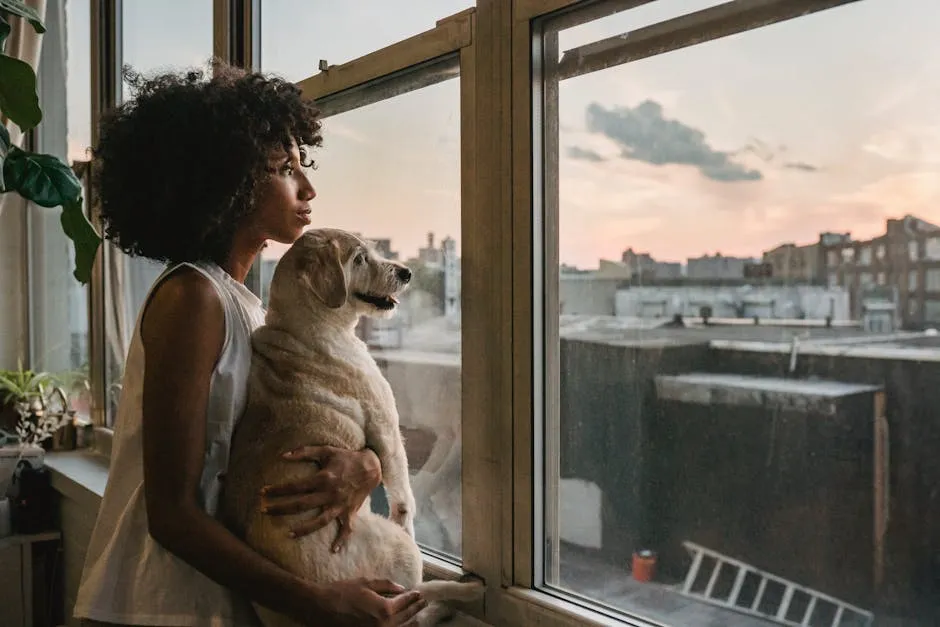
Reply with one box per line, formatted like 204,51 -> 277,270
251,138 -> 316,245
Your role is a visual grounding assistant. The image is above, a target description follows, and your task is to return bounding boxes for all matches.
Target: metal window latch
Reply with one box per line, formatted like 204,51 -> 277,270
318,59 -> 329,72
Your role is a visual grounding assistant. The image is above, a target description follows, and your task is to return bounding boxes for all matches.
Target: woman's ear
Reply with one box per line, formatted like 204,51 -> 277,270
301,239 -> 348,308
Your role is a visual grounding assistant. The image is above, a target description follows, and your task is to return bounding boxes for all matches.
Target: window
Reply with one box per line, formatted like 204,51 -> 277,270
258,56 -> 464,559
535,1 -> 939,625
826,250 -> 838,267
26,0 -> 91,418
925,269 -> 940,292
925,299 -> 940,323
102,0 -> 213,425
909,270 -> 919,292
926,237 -> 940,260
260,0 -> 474,80
876,243 -> 886,260
909,240 -> 920,262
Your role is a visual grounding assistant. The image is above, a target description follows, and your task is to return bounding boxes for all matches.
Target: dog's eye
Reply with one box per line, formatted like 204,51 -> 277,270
354,253 -> 365,265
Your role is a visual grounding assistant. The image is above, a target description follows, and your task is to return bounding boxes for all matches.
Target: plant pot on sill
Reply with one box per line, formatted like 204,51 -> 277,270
0,444 -> 45,498
0,401 -> 19,433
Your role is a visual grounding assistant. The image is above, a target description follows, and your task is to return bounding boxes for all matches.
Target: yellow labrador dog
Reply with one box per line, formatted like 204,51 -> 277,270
222,228 -> 482,626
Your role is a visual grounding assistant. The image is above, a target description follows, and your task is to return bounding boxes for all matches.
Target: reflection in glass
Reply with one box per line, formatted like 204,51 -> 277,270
541,2 -> 940,625
259,76 -> 463,559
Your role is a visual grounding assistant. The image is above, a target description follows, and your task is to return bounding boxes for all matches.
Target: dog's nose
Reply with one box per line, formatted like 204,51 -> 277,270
397,267 -> 412,283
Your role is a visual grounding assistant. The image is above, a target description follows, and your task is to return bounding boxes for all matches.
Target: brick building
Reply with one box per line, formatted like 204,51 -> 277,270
762,241 -> 822,283
818,215 -> 940,327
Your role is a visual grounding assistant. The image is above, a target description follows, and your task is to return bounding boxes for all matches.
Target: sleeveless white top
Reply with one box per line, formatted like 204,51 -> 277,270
74,261 -> 266,626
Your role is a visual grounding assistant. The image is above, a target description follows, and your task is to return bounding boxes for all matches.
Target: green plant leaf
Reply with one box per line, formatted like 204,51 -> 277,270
0,53 -> 41,130
3,147 -> 81,207
0,15 -> 11,52
61,197 -> 101,284
0,121 -> 8,190
0,0 -> 46,33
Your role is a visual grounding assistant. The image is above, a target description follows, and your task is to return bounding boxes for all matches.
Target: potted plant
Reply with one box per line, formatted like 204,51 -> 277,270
0,361 -> 72,496
0,0 -> 100,284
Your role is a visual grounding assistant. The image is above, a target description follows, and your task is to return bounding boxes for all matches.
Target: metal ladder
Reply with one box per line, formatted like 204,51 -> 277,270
678,541 -> 874,627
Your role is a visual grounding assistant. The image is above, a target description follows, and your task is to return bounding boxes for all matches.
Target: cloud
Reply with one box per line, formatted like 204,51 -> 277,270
581,100 -> 763,183
785,162 -> 819,172
732,139 -> 820,172
567,146 -> 605,162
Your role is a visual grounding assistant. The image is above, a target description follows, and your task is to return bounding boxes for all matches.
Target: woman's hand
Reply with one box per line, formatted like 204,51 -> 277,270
260,445 -> 382,551
310,579 -> 427,627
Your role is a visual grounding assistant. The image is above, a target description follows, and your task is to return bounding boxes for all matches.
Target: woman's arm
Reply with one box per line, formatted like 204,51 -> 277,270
139,270 -> 422,625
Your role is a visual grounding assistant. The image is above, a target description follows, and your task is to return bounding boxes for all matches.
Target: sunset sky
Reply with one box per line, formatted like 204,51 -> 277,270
65,0 -> 940,269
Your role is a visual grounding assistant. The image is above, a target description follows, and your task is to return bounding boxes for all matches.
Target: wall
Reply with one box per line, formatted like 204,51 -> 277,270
557,338 -> 711,563
710,347 -> 940,617
559,275 -> 622,316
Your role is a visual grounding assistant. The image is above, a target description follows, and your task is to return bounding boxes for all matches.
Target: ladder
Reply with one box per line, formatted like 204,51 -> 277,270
678,541 -> 874,627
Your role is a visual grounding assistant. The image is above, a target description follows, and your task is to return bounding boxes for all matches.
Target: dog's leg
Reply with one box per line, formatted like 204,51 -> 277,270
416,579 -> 485,603
367,415 -> 417,537
411,579 -> 485,626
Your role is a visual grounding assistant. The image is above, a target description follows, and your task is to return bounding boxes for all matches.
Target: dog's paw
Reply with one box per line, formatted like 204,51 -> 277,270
391,502 -> 416,538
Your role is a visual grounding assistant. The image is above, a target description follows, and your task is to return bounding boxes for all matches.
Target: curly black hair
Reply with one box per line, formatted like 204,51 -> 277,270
93,61 -> 322,265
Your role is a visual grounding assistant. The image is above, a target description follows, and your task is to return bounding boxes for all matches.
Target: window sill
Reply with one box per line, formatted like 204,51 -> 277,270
497,587 -> 663,627
45,449 -> 108,511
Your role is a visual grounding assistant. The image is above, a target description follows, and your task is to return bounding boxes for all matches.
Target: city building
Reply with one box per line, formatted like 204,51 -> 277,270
686,253 -> 757,280
819,215 -> 940,327
761,241 -> 821,283
620,248 -> 682,280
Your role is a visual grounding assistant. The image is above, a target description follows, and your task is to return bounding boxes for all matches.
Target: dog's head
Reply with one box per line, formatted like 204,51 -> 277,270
274,228 -> 411,321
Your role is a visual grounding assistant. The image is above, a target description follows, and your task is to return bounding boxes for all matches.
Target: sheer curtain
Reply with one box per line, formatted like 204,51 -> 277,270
0,0 -> 46,367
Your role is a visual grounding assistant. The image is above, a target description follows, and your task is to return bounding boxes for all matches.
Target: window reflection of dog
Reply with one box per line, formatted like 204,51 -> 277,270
222,229 -> 483,626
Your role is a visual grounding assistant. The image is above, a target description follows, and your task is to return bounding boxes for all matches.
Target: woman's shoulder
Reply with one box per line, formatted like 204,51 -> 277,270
140,265 -> 226,344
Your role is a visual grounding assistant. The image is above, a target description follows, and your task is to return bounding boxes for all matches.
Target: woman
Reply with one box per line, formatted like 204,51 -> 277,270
73,63 -> 426,626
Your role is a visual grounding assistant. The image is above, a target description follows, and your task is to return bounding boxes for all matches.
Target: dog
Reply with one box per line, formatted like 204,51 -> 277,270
221,228 -> 483,626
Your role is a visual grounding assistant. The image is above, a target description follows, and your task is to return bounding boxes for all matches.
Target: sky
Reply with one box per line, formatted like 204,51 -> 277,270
64,0 -> 940,269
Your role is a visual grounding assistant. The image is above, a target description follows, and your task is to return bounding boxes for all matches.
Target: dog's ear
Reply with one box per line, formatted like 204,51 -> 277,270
302,239 -> 348,309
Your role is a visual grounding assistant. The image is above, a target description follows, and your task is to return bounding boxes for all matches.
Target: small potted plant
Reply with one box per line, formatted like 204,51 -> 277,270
0,361 -> 72,496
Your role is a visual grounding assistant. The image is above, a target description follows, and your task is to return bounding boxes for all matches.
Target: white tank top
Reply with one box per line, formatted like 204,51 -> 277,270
74,261 -> 266,626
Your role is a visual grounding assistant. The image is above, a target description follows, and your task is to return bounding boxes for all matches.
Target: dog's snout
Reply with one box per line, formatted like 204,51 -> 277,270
397,267 -> 412,283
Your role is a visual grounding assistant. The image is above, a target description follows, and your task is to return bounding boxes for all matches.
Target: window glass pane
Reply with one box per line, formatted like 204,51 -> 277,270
104,0 -> 213,426
260,1 -> 472,80
259,74 -> 462,559
25,0 -> 91,422
540,1 -> 940,625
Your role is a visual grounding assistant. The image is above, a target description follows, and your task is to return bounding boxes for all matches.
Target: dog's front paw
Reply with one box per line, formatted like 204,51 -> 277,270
391,502 -> 416,538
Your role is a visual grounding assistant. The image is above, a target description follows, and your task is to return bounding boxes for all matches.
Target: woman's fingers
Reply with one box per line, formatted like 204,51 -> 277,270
331,515 -> 354,553
287,506 -> 343,538
388,591 -> 427,625
281,445 -> 334,463
365,579 -> 408,595
260,490 -> 334,515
